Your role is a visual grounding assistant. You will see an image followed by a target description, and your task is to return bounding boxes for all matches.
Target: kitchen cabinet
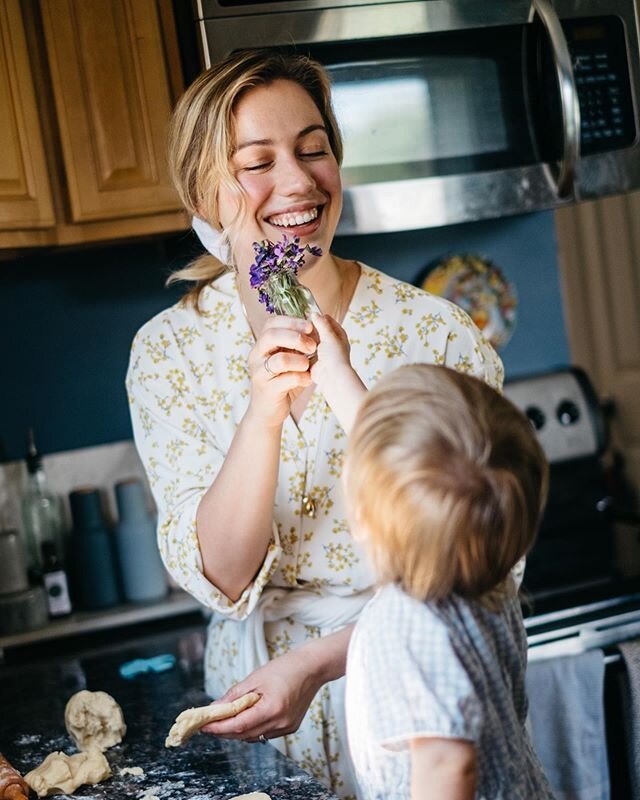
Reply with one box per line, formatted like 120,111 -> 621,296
0,0 -> 189,249
0,0 -> 55,233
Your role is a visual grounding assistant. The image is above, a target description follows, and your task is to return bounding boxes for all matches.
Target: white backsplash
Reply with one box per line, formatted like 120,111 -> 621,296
0,440 -> 152,534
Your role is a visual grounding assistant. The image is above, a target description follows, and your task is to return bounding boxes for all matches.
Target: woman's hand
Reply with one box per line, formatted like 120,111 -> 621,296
199,646 -> 324,742
247,315 -> 317,428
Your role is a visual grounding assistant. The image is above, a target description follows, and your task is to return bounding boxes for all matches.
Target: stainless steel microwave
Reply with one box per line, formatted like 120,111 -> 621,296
193,0 -> 640,234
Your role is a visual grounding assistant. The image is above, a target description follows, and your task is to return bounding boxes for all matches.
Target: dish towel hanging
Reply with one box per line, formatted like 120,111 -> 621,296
526,649 -> 609,800
618,639 -> 640,799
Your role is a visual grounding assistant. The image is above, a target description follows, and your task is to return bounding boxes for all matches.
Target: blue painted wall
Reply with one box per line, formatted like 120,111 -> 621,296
0,210 -> 570,462
336,210 -> 570,380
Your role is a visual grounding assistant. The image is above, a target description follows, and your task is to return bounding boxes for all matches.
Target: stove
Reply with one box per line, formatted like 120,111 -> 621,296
505,367 -> 640,798
504,367 -> 640,616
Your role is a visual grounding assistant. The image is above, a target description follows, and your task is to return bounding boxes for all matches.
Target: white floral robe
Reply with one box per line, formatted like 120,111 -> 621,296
126,264 -> 504,799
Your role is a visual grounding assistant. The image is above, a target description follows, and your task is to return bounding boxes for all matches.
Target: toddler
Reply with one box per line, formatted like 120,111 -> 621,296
344,364 -> 555,800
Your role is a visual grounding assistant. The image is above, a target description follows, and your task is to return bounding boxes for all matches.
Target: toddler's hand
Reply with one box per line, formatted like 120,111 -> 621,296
309,314 -> 352,388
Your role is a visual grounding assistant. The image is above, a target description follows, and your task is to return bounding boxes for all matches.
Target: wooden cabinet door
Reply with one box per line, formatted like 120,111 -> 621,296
0,0 -> 54,230
556,196 -> 640,494
40,0 -> 182,223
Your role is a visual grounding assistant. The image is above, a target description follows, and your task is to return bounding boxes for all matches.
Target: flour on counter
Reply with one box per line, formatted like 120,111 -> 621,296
138,788 -> 161,800
15,734 -> 40,745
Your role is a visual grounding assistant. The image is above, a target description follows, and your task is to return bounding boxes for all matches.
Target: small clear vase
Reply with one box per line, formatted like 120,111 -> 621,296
266,272 -> 322,319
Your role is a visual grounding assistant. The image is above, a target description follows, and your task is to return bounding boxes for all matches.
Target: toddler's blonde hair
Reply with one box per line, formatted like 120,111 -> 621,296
345,365 -> 548,603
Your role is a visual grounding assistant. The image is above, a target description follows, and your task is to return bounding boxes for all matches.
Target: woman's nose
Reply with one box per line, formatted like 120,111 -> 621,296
277,155 -> 316,195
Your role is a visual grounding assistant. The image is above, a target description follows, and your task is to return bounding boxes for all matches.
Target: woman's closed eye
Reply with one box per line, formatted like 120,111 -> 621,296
300,150 -> 328,159
244,161 -> 273,173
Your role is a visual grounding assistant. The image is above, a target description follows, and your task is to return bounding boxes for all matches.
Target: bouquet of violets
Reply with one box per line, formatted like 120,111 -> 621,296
249,235 -> 323,319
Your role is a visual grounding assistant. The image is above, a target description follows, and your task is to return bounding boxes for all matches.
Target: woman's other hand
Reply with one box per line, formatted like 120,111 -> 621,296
199,646 -> 323,741
248,315 -> 317,428
311,314 -> 367,434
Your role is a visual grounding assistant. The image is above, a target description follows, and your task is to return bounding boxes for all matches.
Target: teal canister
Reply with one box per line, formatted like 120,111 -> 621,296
114,479 -> 168,603
69,487 -> 120,610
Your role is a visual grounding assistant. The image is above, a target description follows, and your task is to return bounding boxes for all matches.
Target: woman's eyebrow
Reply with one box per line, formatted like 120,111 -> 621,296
234,124 -> 327,153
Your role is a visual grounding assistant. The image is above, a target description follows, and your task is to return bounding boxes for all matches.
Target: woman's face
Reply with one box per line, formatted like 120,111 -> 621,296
218,79 -> 342,271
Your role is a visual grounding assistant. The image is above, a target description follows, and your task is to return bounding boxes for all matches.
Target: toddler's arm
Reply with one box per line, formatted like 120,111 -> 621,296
310,314 -> 367,434
410,737 -> 476,800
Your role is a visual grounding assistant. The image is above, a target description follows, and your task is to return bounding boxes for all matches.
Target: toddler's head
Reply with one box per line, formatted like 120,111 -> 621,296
344,365 -> 548,602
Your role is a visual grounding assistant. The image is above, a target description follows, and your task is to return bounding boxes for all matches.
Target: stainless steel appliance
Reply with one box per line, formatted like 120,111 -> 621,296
193,0 -> 640,233
505,367 -> 640,799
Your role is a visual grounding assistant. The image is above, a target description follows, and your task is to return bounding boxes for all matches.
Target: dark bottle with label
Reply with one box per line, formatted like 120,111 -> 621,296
41,540 -> 73,618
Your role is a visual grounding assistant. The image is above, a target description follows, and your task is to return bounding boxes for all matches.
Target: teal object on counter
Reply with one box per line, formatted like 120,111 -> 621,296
69,488 -> 120,610
114,479 -> 168,603
119,653 -> 176,679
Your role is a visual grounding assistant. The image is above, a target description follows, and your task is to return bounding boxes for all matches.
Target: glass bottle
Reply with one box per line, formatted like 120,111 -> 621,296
41,540 -> 73,618
21,429 -> 64,576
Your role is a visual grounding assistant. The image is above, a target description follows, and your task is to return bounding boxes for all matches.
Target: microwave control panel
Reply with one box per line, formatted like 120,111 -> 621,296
564,16 -> 636,155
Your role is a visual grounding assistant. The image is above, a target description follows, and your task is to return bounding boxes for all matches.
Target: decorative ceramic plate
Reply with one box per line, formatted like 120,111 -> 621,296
421,254 -> 518,350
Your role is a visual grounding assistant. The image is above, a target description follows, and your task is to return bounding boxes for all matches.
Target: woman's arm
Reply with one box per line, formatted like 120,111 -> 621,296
410,737 -> 477,800
196,315 -> 317,601
200,624 -> 354,740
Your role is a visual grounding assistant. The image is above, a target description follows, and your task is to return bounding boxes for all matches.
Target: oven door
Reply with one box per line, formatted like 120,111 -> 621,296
197,0 -> 640,233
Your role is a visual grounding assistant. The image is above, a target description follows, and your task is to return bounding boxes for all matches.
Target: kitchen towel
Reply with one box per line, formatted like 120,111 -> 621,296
618,639 -> 640,799
526,649 -> 609,800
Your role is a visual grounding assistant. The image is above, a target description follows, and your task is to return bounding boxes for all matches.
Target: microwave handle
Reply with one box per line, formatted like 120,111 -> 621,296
532,0 -> 581,197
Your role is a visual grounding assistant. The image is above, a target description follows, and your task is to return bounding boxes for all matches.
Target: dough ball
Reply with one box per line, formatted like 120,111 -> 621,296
24,749 -> 111,797
64,690 -> 126,751
228,794 -> 271,800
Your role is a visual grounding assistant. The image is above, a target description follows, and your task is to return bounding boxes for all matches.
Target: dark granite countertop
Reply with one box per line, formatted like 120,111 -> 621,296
0,624 -> 338,800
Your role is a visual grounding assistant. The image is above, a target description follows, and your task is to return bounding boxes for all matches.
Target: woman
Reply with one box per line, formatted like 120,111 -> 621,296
126,49 -> 503,799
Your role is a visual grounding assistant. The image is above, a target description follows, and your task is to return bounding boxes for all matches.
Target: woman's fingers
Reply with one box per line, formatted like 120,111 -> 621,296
257,317 -> 317,358
262,314 -> 313,334
262,350 -> 312,376
201,695 -> 295,740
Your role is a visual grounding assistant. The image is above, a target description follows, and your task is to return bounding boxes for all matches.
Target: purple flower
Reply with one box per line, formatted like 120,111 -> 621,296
249,235 -> 323,318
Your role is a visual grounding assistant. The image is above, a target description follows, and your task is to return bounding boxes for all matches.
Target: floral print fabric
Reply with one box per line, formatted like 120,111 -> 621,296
126,264 -> 504,799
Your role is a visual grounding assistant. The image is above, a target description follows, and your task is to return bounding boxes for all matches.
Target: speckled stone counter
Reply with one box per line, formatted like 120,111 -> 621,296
0,624 -> 338,800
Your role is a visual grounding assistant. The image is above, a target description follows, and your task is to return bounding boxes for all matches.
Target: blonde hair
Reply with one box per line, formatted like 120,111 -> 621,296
167,49 -> 343,309
345,365 -> 548,604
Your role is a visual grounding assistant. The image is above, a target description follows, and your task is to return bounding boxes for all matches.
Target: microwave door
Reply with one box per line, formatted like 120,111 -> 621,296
529,0 -> 580,198
319,26 -> 574,232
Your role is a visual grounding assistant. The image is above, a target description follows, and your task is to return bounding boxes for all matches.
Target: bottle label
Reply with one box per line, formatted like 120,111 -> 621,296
43,569 -> 73,616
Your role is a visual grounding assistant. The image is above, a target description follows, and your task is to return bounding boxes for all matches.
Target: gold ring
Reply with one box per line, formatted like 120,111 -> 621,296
264,355 -> 275,376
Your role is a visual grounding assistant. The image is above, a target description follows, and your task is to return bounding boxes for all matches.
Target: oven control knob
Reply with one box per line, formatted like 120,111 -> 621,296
557,400 -> 580,425
525,405 -> 546,431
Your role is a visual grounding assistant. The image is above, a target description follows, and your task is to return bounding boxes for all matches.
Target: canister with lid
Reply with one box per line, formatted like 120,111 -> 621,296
69,488 -> 120,610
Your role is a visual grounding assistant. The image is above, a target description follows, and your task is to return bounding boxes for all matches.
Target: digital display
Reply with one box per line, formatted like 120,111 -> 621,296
572,24 -> 606,42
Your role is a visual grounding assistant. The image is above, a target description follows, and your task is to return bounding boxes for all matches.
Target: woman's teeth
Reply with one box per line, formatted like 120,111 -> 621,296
268,207 -> 318,227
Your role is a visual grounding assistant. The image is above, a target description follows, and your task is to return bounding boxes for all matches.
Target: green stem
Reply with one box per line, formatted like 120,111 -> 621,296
266,273 -> 320,319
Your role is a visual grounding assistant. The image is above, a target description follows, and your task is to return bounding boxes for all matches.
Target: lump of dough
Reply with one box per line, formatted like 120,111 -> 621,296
24,749 -> 111,797
165,691 -> 260,747
119,765 -> 144,776
228,794 -> 271,799
64,689 -> 126,751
